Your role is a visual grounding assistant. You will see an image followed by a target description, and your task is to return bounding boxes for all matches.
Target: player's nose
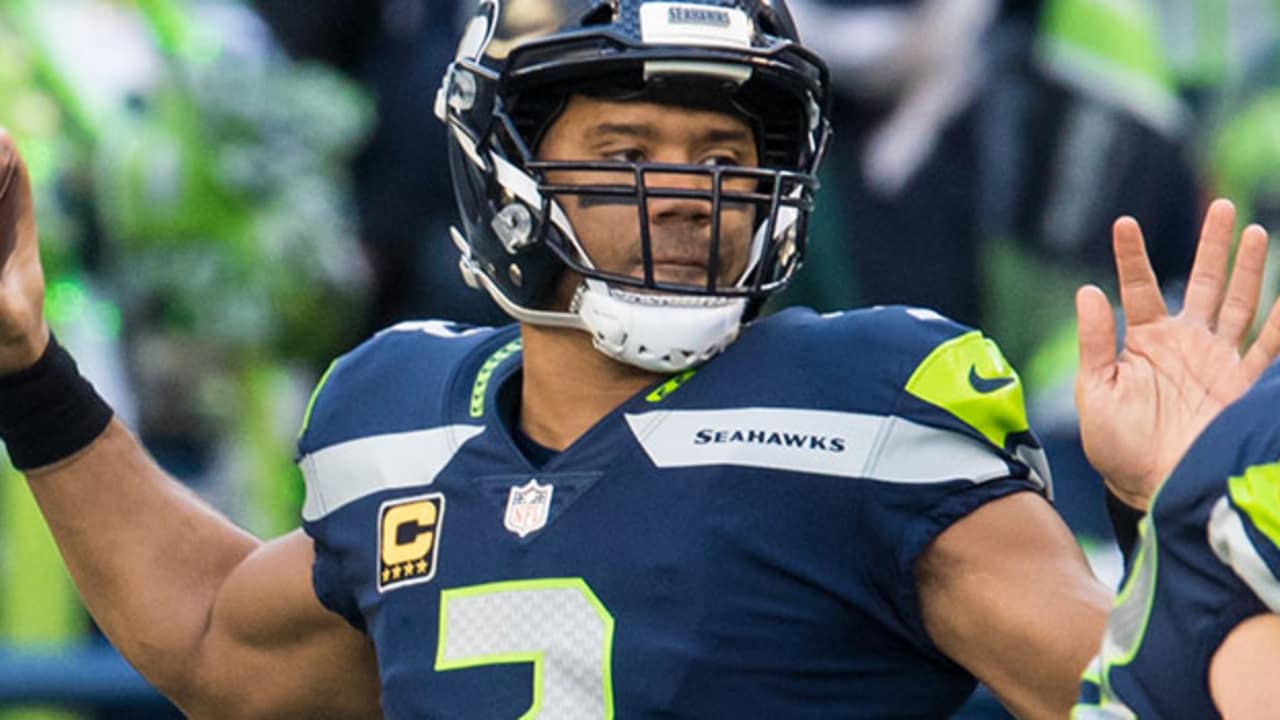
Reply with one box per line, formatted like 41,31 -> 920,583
643,166 -> 714,226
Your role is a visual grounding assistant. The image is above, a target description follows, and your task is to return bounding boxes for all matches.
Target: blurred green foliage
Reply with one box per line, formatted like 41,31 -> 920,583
2,0 -> 374,373
95,54 -> 373,367
0,16 -> 87,284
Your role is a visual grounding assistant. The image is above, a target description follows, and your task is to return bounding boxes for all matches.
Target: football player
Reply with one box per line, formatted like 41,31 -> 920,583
1074,356 -> 1280,719
1,0 -> 1278,717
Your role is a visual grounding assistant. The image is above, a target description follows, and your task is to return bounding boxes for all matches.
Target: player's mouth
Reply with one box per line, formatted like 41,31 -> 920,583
651,260 -> 711,285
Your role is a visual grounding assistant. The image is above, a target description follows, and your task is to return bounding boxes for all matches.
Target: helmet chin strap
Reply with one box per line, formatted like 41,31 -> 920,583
572,279 -> 746,373
453,229 -> 745,373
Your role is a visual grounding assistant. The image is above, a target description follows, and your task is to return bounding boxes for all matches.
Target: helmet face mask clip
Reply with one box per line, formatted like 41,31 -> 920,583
439,0 -> 831,372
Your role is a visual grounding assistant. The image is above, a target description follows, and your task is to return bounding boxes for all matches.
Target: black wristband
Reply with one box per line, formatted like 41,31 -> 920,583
1106,488 -> 1145,572
0,334 -> 114,470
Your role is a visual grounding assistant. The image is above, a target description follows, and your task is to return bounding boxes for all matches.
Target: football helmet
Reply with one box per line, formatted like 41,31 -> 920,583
436,0 -> 830,372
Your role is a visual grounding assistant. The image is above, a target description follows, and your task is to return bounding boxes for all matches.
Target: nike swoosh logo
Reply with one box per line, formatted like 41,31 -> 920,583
969,366 -> 1014,393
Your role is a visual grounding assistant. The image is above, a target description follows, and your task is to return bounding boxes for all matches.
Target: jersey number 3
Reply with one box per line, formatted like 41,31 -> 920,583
436,578 -> 616,718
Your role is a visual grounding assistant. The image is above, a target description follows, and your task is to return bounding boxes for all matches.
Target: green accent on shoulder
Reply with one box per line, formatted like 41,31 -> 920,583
470,338 -> 523,418
646,369 -> 697,403
1227,461 -> 1280,553
904,330 -> 1029,448
297,358 -> 340,440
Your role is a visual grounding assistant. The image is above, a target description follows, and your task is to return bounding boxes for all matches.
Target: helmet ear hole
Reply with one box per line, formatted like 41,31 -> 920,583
580,2 -> 614,27
756,13 -> 778,37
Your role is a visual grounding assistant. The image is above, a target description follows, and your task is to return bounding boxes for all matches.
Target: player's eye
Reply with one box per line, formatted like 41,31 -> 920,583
604,148 -> 646,163
700,153 -> 739,167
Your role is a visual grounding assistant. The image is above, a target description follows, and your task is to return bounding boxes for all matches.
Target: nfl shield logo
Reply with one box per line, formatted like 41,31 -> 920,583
504,479 -> 553,537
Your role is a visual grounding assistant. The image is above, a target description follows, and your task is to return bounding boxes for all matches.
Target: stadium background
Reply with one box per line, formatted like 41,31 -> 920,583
0,0 -> 1277,717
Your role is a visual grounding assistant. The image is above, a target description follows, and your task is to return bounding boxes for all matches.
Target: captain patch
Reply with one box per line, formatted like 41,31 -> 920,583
378,493 -> 444,592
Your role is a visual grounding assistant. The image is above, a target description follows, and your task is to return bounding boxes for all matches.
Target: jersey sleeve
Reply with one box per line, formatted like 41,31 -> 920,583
837,307 -> 1050,654
883,308 -> 1049,540
295,341 -> 372,632
1209,366 -> 1280,611
1209,461 -> 1280,613
294,320 -> 501,631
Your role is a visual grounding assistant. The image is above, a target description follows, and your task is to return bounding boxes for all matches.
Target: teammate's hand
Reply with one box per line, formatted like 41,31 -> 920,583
0,128 -> 50,375
1075,199 -> 1280,510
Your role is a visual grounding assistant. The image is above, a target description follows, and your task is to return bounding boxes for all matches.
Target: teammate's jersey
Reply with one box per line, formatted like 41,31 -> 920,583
1074,362 -> 1280,720
297,306 -> 1048,719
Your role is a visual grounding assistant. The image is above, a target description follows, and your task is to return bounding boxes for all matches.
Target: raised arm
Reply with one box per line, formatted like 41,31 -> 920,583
26,424 -> 380,718
0,131 -> 379,717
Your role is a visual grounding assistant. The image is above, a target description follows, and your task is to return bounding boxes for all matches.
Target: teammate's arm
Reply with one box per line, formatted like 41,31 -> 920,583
1209,613 -> 1280,719
1,133 -> 380,716
916,491 -> 1111,719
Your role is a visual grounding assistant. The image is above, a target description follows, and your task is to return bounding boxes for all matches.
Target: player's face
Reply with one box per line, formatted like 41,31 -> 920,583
537,94 -> 760,306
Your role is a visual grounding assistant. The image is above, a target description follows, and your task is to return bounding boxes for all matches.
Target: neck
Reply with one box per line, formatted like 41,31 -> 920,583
518,323 -> 661,451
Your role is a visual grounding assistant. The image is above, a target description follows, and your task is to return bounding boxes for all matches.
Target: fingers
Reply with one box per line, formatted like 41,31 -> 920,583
0,127 -> 34,271
0,128 -> 19,262
1076,284 -> 1117,380
1240,292 -> 1280,385
1183,198 -> 1238,325
1216,223 -> 1269,348
1113,216 -> 1168,326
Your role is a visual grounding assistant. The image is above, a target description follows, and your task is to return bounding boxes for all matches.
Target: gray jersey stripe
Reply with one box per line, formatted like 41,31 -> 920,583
1208,497 -> 1280,613
301,425 -> 485,521
624,408 -> 1013,484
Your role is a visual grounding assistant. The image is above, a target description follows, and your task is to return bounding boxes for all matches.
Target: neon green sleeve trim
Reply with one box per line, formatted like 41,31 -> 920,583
297,359 -> 340,440
905,330 -> 1029,448
1228,461 -> 1280,553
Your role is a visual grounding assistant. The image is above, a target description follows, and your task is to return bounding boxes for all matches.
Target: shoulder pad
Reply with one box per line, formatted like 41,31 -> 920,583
297,321 -> 506,453
902,327 -> 1028,450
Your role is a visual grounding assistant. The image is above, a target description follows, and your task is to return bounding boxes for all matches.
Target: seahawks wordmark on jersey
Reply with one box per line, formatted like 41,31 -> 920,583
298,307 -> 1048,718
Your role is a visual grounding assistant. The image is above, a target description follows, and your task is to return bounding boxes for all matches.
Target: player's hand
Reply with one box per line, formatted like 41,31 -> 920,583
0,128 -> 50,375
1075,199 -> 1280,510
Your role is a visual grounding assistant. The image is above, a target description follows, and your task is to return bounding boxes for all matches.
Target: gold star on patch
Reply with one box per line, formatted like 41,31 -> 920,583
416,559 -> 428,574
391,565 -> 402,580
402,562 -> 414,577
382,568 -> 391,583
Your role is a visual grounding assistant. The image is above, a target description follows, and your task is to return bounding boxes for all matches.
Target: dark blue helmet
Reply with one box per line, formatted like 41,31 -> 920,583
436,0 -> 831,370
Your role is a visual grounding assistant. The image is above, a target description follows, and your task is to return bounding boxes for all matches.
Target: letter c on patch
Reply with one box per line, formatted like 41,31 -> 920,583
382,501 -> 438,566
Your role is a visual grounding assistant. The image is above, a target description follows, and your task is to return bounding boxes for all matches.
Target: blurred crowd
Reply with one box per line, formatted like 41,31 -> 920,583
0,0 -> 1278,717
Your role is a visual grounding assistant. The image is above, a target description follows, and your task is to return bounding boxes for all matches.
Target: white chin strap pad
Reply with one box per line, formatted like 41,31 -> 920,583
575,282 -> 746,373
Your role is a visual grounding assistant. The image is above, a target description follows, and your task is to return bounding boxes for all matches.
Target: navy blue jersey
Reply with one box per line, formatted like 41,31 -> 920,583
297,307 -> 1048,719
1074,362 -> 1280,720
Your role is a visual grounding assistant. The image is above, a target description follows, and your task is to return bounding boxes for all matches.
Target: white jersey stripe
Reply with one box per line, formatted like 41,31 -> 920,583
301,425 -> 485,522
624,408 -> 1013,484
1209,497 -> 1280,613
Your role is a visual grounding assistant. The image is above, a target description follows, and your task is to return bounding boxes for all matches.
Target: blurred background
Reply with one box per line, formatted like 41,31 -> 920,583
0,0 -> 1277,717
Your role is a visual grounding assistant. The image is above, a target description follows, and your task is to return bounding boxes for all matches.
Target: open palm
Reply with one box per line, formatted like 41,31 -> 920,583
1076,199 -> 1280,509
